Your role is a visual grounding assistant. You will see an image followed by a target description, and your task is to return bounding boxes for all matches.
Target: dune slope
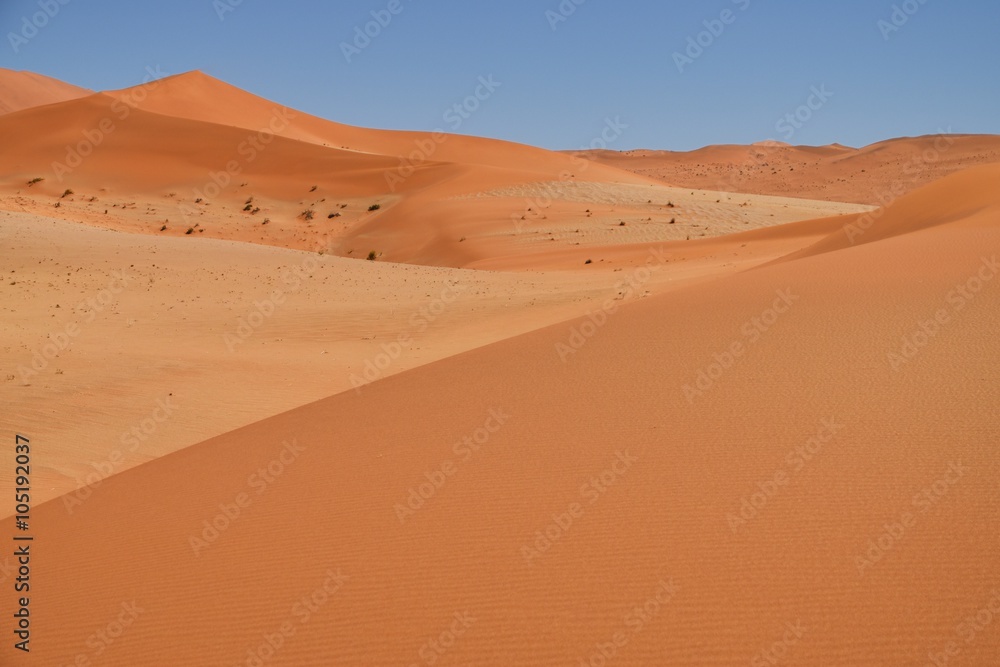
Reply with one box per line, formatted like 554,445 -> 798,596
10,167 -> 1000,666
0,68 -> 91,115
583,135 -> 1000,204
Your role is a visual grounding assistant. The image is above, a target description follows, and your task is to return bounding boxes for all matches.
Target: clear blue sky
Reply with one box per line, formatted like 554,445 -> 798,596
2,0 -> 997,151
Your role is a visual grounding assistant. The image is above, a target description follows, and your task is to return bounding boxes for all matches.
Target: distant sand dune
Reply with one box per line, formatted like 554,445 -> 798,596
581,135 -> 1000,205
0,68 -> 91,115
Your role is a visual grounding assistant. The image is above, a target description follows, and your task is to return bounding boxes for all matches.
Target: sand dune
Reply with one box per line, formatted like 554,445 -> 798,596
3,67 -> 999,666
774,163 -> 1000,262
582,135 -> 1000,204
103,71 -> 638,179
7,164 -> 999,665
0,68 -> 91,115
0,71 -> 868,514
0,72 -> 866,268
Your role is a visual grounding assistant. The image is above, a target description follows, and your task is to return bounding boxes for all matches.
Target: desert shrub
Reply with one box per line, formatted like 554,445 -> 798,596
367,251 -> 378,261
368,204 -> 381,212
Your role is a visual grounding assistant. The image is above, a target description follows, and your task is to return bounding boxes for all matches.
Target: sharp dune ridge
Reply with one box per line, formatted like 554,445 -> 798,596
0,68 -> 92,115
1,69 -> 999,666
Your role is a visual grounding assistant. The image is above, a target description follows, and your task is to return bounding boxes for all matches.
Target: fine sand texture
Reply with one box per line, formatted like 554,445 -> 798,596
1,69 -> 998,666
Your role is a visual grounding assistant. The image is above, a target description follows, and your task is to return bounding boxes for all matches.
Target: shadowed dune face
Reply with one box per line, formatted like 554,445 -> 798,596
581,135 -> 1000,205
0,68 -> 91,115
6,165 -> 999,666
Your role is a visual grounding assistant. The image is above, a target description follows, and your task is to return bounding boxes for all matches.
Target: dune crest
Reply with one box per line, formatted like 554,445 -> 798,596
0,68 -> 91,115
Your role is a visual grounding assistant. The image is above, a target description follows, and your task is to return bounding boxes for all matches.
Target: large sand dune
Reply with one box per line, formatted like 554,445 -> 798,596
0,68 -> 91,115
0,72 -> 867,268
1,68 -> 999,665
5,163 -> 1000,666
